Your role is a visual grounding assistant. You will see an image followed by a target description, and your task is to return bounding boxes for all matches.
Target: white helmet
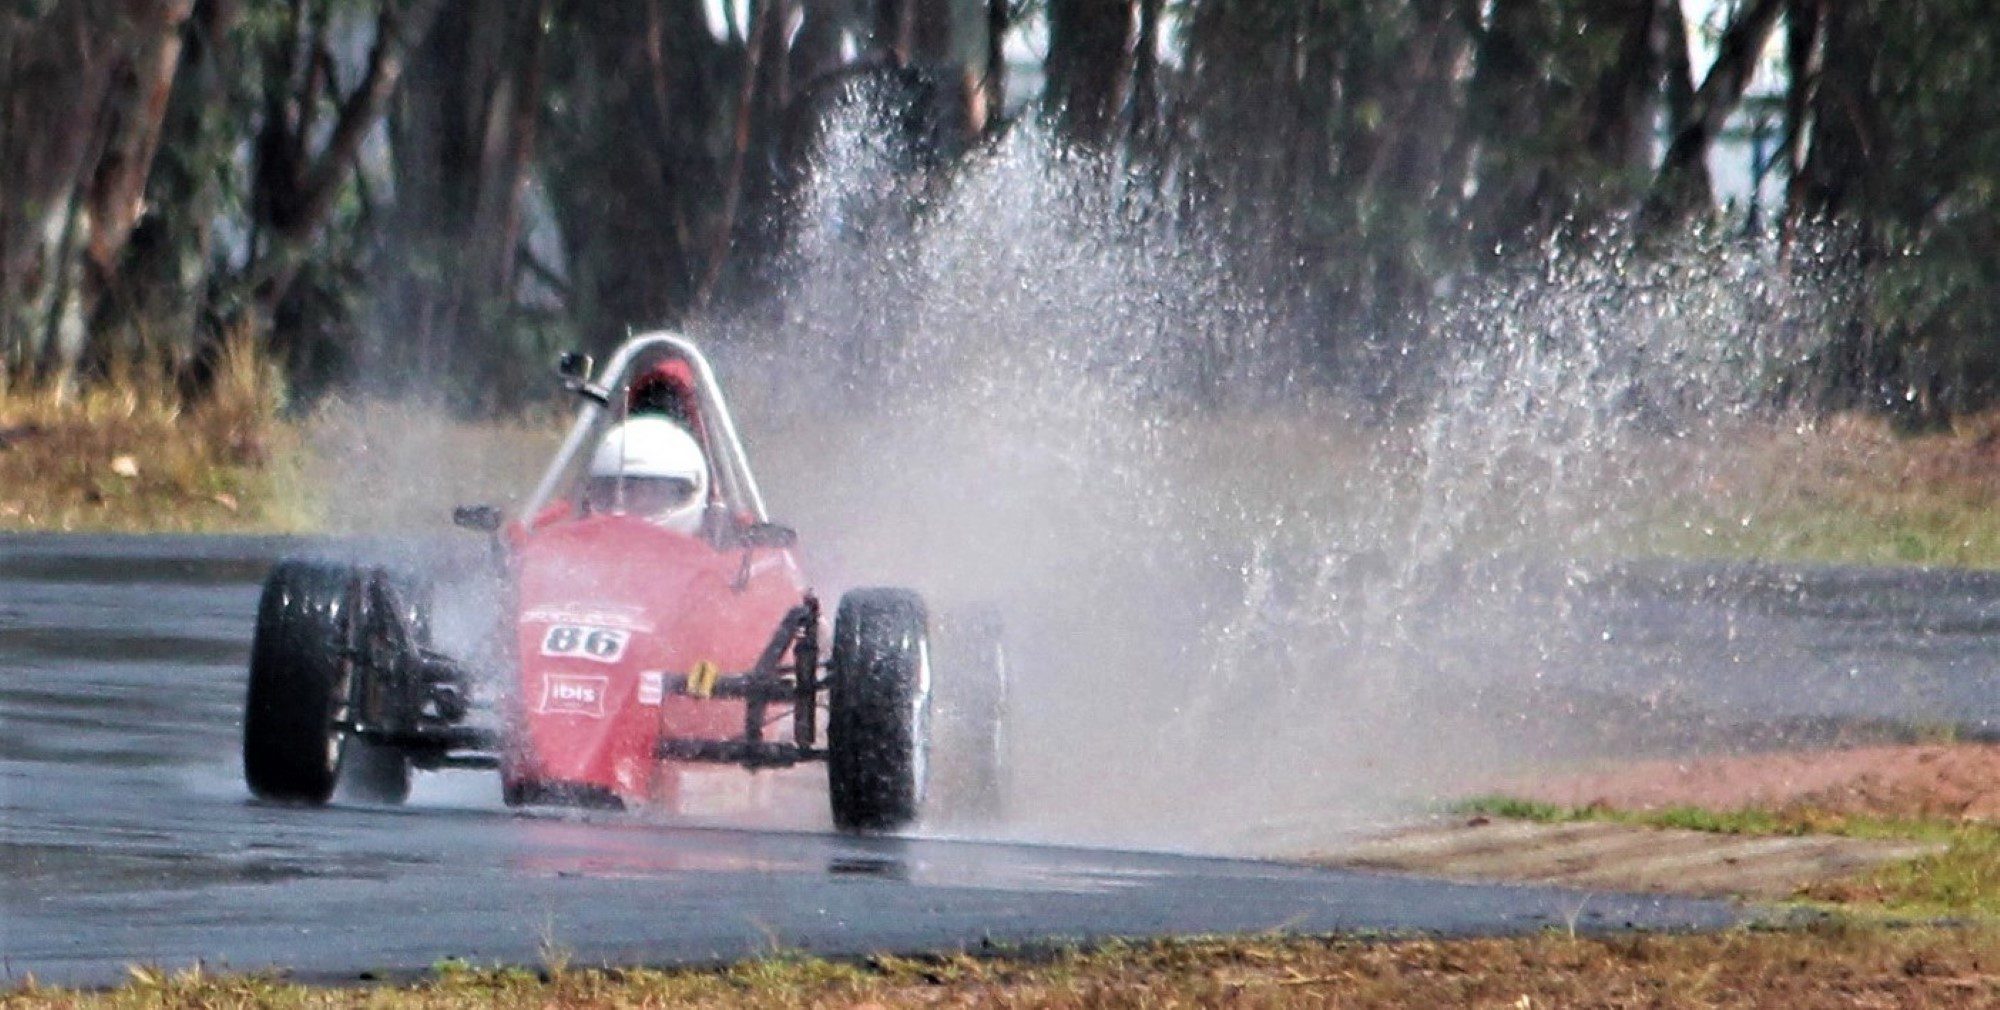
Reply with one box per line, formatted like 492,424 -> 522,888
585,417 -> 710,535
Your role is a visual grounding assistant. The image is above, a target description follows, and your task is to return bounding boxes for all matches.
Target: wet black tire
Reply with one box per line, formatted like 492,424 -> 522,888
827,588 -> 930,833
931,609 -> 1008,821
242,561 -> 357,805
243,562 -> 420,805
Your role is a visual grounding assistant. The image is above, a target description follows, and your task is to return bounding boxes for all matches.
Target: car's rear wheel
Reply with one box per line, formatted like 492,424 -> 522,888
334,573 -> 423,805
931,608 -> 1008,821
337,738 -> 412,805
827,588 -> 930,833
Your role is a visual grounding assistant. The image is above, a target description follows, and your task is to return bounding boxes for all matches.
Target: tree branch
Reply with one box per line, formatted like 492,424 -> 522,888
693,0 -> 778,313
284,0 -> 441,241
1645,0 -> 1785,224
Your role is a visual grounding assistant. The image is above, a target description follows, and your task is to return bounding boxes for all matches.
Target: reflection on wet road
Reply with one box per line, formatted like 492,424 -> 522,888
22,536 -> 1995,984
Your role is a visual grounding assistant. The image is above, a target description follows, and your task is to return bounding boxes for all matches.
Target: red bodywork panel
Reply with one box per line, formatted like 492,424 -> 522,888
500,513 -> 808,807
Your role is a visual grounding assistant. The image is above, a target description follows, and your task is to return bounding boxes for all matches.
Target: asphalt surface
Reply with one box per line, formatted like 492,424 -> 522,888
1423,558 -> 2000,743
9,534 -> 2000,986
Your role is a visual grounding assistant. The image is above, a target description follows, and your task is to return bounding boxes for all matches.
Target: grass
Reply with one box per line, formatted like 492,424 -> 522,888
0,350 -> 568,534
1628,412 -> 2000,569
7,928 -> 2000,1007
0,340 -> 312,533
1455,795 -> 2000,916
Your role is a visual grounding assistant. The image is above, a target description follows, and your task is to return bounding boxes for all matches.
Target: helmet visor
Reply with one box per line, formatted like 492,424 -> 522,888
585,474 -> 700,517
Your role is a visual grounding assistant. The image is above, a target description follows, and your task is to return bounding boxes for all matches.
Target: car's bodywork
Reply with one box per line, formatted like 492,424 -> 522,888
499,334 -> 819,808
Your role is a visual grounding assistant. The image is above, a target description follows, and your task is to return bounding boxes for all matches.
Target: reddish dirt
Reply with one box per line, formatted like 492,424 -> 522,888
1506,742 -> 2000,821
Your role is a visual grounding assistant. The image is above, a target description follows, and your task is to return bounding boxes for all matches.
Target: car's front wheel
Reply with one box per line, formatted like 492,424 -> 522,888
826,588 -> 930,833
242,561 -> 357,805
242,561 -> 416,805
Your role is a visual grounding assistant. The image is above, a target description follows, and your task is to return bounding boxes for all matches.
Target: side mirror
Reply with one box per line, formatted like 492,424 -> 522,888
555,351 -> 592,383
453,504 -> 503,532
739,521 -> 798,549
554,351 -> 609,404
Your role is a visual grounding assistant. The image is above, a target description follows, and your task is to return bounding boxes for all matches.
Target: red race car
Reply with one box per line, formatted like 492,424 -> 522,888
240,333 -> 1005,832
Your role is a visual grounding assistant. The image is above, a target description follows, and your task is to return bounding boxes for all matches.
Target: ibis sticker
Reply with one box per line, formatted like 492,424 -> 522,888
538,624 -> 631,663
537,674 -> 610,717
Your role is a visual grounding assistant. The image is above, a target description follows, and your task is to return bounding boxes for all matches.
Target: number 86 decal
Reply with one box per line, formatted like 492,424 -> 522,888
540,624 -> 631,663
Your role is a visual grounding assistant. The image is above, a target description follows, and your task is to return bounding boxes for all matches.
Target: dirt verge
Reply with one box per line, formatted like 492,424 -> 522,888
1500,742 -> 2000,822
1318,743 -> 2000,900
1321,817 -> 1940,900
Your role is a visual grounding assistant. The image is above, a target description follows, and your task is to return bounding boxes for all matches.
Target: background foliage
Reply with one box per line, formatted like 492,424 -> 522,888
0,0 -> 1994,418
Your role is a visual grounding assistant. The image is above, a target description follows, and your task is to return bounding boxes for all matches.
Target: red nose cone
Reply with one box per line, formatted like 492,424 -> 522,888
501,513 -> 807,809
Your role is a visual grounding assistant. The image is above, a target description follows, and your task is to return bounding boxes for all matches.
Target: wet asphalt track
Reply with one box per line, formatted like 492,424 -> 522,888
8,536 -> 2000,985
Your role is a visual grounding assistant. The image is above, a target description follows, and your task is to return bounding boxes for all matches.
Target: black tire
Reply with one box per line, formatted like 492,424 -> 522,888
242,561 -> 356,805
931,609 -> 1008,821
827,588 -> 930,833
242,561 -> 417,806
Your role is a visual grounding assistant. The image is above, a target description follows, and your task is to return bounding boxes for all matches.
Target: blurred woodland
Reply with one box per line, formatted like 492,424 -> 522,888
1,0 -> 1996,418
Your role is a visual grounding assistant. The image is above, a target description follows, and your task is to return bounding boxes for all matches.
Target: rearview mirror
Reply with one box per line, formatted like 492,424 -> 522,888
555,351 -> 592,383
554,351 -> 609,404
739,521 -> 797,549
452,504 -> 503,532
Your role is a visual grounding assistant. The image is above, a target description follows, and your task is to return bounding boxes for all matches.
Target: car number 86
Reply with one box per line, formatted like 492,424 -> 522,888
540,624 -> 630,663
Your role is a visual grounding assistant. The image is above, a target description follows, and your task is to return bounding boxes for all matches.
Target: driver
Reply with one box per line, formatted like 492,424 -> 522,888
583,417 -> 710,535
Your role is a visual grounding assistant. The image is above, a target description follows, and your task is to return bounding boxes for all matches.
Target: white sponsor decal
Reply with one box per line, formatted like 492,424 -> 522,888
523,603 -> 653,632
638,671 -> 665,706
539,624 -> 631,663
537,674 -> 609,717
744,552 -> 792,579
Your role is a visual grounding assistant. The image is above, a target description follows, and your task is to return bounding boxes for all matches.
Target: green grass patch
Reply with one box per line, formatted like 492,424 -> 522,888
1455,795 -> 1835,837
1840,829 -> 2000,916
1453,794 -> 1969,841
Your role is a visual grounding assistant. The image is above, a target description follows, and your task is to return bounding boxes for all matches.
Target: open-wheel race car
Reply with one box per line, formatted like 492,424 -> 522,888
240,333 -> 1005,832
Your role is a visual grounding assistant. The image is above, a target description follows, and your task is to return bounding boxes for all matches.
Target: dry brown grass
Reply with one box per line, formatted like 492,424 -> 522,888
1636,411 -> 2000,568
0,338 -> 309,533
7,928 -> 2000,1008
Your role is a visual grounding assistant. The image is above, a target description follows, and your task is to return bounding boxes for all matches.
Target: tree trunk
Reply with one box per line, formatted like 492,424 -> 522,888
81,1 -> 192,309
250,0 -> 441,318
1464,0 -> 1552,252
1779,0 -> 1824,233
74,0 -> 195,378
386,0 -> 548,386
0,0 -> 124,383
872,0 -> 912,65
1044,0 -> 1132,147
543,0 -> 733,349
1583,0 -> 1661,174
983,0 -> 1007,118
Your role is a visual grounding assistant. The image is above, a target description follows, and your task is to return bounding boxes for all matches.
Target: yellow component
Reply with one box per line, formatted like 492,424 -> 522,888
687,660 -> 721,699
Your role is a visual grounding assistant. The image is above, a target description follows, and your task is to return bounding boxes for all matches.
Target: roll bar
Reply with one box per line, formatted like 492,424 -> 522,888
523,333 -> 770,523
